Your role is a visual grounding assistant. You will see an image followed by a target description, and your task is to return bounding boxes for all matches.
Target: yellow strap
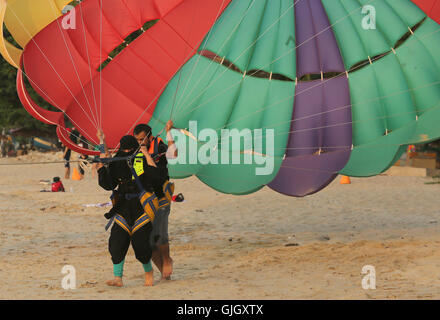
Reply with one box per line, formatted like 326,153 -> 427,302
163,181 -> 175,202
140,191 -> 158,222
114,214 -> 132,236
132,213 -> 151,234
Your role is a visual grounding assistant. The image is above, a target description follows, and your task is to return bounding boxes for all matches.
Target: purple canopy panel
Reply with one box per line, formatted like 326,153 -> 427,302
267,0 -> 352,197
268,77 -> 352,196
294,0 -> 345,77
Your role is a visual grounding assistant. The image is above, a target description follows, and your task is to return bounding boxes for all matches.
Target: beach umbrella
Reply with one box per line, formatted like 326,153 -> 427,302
5,0 -> 440,197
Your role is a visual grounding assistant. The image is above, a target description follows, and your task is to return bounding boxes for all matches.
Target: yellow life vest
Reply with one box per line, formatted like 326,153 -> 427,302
132,152 -> 144,178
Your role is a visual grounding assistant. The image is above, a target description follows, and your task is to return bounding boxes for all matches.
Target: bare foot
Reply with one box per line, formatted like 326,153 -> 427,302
161,258 -> 173,280
106,277 -> 123,287
144,270 -> 154,286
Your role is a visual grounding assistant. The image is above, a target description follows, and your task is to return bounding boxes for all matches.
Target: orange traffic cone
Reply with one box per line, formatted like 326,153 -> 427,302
72,167 -> 82,181
340,175 -> 351,185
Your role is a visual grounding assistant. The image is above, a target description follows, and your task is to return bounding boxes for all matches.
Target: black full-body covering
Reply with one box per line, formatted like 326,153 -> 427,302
98,151 -> 166,265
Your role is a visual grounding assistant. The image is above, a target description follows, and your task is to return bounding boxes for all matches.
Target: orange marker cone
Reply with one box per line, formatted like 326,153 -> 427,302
340,175 -> 351,185
72,167 -> 82,181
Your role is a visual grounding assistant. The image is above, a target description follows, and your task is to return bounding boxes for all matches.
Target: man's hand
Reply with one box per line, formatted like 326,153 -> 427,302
140,146 -> 157,167
97,129 -> 105,143
140,145 -> 148,154
166,120 -> 174,133
165,120 -> 178,158
97,129 -> 109,156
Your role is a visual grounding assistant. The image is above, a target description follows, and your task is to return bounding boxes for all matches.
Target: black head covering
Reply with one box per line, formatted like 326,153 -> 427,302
107,135 -> 139,182
119,135 -> 139,151
133,124 -> 152,138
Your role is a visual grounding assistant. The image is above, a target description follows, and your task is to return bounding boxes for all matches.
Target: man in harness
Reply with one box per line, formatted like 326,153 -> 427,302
97,133 -> 168,287
134,120 -> 177,280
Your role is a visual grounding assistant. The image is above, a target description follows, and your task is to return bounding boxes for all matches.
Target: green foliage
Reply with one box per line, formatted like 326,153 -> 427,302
0,34 -> 55,135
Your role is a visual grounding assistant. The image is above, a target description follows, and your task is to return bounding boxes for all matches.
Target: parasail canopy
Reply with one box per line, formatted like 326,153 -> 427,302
2,0 -> 440,197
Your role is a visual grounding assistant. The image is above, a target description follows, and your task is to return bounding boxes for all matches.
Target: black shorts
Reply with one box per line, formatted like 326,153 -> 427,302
64,149 -> 71,168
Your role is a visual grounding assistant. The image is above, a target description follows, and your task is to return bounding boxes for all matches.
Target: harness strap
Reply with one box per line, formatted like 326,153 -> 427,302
113,213 -> 152,236
132,213 -> 151,234
139,191 -> 158,221
115,214 -> 132,236
105,215 -> 115,231
163,180 -> 175,202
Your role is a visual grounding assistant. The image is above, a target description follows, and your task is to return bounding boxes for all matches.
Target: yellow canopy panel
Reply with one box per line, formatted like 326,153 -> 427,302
0,0 -> 71,68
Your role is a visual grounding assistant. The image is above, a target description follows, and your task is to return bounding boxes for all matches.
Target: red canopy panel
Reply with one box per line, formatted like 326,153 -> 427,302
411,0 -> 440,23
20,0 -> 232,151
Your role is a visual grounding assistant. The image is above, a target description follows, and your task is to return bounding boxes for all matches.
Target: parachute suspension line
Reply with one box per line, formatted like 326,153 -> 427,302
180,101 -> 440,159
78,3 -> 101,131
179,12 -> 440,125
0,160 -> 94,166
21,71 -> 100,151
220,0 -> 273,130
170,0 -> 240,117
153,0 -> 229,136
178,0 -> 375,113
209,82 -> 440,152
271,104 -> 439,147
7,4 -> 103,147
46,1 -> 100,130
121,1 -> 236,139
175,0 -> 326,111
99,0 -> 103,131
170,67 -> 184,120
215,76 -> 440,148
176,0 -> 297,112
167,0 -> 203,122
174,0 -> 262,114
188,15 -> 440,153
9,3 -> 100,132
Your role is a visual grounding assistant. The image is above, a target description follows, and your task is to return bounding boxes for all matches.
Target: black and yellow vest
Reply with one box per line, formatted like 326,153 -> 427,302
131,146 -> 173,223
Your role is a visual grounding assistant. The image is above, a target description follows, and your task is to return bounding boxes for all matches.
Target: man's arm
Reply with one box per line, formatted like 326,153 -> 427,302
96,129 -> 109,171
165,120 -> 178,159
140,146 -> 157,167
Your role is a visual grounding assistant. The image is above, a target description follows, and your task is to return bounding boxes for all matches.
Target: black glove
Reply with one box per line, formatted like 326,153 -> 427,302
104,207 -> 117,220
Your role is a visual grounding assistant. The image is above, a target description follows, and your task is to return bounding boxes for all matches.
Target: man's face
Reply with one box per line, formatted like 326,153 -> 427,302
134,131 -> 152,147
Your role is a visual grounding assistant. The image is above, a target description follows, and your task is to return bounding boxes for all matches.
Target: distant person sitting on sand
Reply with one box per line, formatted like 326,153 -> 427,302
51,177 -> 65,192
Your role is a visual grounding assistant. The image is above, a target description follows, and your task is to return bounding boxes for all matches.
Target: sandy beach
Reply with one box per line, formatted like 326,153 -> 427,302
0,150 -> 439,300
